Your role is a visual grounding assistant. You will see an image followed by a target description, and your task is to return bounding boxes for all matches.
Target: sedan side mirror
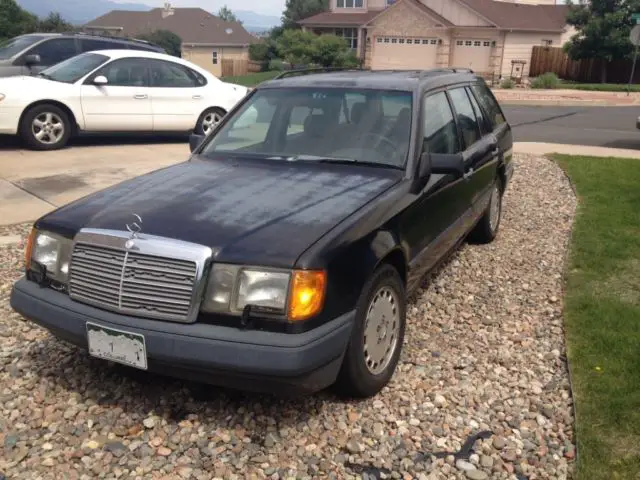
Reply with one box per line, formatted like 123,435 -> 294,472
413,152 -> 464,192
24,54 -> 41,66
93,75 -> 108,85
189,133 -> 205,153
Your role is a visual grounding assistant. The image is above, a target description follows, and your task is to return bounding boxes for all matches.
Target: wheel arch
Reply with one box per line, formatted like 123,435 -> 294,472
19,100 -> 79,134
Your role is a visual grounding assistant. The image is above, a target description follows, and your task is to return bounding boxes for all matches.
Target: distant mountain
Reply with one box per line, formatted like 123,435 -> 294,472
234,10 -> 281,32
16,0 -> 150,25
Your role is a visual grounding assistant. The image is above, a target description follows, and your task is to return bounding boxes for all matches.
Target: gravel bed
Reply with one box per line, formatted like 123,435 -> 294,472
0,154 -> 577,480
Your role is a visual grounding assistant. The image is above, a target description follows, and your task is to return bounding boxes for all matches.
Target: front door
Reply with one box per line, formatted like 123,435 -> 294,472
402,90 -> 472,291
147,58 -> 206,131
80,58 -> 152,132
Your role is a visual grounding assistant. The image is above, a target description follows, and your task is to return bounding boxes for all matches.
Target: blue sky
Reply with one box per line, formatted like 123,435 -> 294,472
113,0 -> 287,16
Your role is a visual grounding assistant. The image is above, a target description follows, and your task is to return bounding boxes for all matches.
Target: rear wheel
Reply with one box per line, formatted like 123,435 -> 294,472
334,264 -> 406,398
195,107 -> 226,136
469,178 -> 503,244
20,104 -> 72,151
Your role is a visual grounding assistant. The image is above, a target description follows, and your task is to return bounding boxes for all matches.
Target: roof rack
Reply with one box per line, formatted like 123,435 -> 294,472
274,66 -> 367,80
62,31 -> 162,48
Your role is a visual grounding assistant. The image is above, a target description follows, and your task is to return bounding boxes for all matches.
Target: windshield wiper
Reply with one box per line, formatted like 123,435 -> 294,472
37,72 -> 52,80
288,154 -> 404,170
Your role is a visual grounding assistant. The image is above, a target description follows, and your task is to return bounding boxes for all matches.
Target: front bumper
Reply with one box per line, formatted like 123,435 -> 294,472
0,106 -> 20,134
10,278 -> 354,394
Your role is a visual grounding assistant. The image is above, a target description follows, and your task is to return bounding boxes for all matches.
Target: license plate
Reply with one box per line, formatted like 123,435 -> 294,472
86,322 -> 147,370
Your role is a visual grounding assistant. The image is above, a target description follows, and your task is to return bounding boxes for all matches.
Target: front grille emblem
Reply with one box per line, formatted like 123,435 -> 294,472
125,214 -> 142,249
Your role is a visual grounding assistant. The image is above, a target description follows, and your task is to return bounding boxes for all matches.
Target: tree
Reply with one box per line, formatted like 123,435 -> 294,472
217,5 -> 242,24
0,0 -> 38,41
564,0 -> 640,82
137,30 -> 182,57
282,0 -> 329,29
38,12 -> 75,33
276,29 -> 358,67
276,29 -> 317,64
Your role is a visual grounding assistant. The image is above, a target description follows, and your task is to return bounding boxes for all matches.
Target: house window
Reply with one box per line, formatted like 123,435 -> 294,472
386,0 -> 396,5
483,41 -> 491,47
335,27 -> 358,49
473,40 -> 481,46
399,38 -> 405,44
542,39 -> 553,46
376,37 -> 382,43
456,40 -> 463,46
212,51 -> 218,64
465,40 -> 472,46
430,39 -> 438,45
384,37 -> 390,43
336,0 -> 364,7
406,38 -> 412,44
391,37 -> 398,43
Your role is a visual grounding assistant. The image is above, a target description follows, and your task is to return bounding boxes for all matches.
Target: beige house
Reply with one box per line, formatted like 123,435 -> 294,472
84,6 -> 259,77
299,0 -> 574,79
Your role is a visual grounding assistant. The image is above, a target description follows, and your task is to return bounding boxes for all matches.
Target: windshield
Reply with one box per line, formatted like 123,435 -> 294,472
39,52 -> 109,83
200,87 -> 413,168
0,35 -> 47,60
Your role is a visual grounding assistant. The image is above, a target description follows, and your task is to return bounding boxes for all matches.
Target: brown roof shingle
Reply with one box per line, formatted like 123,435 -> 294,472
298,10 -> 383,26
85,8 -> 258,46
456,0 -> 568,31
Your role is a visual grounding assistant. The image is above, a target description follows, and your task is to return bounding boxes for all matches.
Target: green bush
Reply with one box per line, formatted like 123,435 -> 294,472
530,72 -> 560,89
249,43 -> 270,62
275,29 -> 357,68
500,78 -> 515,89
269,59 -> 285,71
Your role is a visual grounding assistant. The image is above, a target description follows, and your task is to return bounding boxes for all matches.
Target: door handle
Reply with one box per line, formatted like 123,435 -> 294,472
463,167 -> 474,180
133,94 -> 148,99
491,147 -> 500,156
192,95 -> 203,99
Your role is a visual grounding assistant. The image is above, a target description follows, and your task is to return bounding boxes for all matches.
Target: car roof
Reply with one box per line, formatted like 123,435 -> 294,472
18,32 -> 162,48
259,69 -> 480,92
90,49 -> 181,60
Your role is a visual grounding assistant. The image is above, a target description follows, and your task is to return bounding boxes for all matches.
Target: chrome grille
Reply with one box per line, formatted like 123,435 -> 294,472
68,229 -> 212,323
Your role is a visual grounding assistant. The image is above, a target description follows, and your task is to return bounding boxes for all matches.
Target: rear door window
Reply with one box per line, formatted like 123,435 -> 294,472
447,87 -> 481,149
80,39 -> 122,53
422,91 -> 459,155
470,82 -> 506,129
26,38 -> 78,66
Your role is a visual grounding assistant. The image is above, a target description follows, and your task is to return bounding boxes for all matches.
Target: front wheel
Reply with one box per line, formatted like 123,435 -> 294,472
20,104 -> 72,151
195,107 -> 226,136
334,264 -> 406,398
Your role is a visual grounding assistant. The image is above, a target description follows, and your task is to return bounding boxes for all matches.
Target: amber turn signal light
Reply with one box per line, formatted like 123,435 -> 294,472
24,227 -> 36,271
288,270 -> 326,321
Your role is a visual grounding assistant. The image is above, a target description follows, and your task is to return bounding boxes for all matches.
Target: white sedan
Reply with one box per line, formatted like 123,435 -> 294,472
0,49 -> 249,150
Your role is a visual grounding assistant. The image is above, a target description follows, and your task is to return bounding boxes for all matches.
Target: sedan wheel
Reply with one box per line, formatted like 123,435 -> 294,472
196,108 -> 226,136
20,104 -> 72,151
335,264 -> 406,398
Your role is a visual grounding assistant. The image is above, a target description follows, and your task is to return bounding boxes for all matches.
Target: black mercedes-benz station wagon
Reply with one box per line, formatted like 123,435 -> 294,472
11,68 -> 513,398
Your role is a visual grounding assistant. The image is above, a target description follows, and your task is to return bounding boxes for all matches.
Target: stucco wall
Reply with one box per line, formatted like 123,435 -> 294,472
418,0 -> 492,27
501,31 -> 562,78
368,0 -> 439,36
181,45 -> 248,77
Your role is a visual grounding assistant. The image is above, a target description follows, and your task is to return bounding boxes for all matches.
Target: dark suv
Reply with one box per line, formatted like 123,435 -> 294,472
10,68 -> 513,398
0,33 -> 165,78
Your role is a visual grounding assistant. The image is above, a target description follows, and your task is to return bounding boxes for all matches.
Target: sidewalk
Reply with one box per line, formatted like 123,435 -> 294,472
493,88 -> 640,107
514,142 -> 640,159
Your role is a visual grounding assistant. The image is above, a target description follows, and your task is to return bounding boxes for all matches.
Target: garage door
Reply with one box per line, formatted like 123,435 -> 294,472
372,36 -> 439,70
451,39 -> 492,73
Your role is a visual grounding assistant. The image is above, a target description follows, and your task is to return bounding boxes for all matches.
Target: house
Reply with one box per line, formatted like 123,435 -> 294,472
298,0 -> 574,79
84,4 -> 259,77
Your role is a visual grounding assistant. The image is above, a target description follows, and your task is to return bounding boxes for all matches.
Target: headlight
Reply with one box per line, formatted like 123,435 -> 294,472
25,228 -> 72,283
202,265 -> 326,321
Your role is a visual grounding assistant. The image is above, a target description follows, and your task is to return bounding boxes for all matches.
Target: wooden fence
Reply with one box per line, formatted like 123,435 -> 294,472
221,59 -> 252,77
529,46 -> 640,83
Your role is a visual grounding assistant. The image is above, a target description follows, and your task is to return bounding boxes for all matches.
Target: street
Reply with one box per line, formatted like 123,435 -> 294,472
504,105 -> 640,149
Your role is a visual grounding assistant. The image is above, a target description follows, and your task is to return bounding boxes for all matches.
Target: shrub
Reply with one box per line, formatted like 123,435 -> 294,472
275,29 -> 357,68
249,43 -> 270,62
500,78 -> 515,89
269,59 -> 285,71
530,72 -> 560,89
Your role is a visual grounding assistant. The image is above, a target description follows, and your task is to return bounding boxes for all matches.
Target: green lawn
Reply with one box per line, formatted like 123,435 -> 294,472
222,71 -> 281,87
553,155 -> 640,479
560,81 -> 640,92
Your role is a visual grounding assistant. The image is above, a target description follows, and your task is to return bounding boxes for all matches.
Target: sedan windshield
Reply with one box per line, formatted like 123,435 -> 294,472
201,87 -> 413,168
0,35 -> 46,60
39,52 -> 109,84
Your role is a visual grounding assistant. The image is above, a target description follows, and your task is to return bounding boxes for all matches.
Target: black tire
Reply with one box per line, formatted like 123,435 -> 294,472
334,263 -> 406,398
20,104 -> 72,151
194,107 -> 226,136
468,177 -> 503,244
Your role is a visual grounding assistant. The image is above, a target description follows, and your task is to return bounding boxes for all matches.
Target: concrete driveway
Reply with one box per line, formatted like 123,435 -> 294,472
0,138 -> 188,226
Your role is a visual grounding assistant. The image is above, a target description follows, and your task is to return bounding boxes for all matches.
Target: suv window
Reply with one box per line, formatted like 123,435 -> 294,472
470,83 -> 506,129
448,87 -> 481,149
25,38 -> 77,66
149,59 -> 207,87
422,91 -> 459,155
466,86 -> 489,134
80,39 -> 123,53
94,58 -> 149,87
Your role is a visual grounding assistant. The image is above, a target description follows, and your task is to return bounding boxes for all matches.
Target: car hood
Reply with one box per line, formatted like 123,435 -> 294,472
0,74 -> 70,92
38,157 -> 402,268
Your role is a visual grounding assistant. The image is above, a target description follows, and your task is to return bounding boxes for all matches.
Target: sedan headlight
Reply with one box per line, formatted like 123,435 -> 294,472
202,264 -> 326,321
25,228 -> 72,283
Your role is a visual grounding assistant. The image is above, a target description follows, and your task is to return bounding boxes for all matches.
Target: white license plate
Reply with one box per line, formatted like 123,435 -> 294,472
86,322 -> 147,370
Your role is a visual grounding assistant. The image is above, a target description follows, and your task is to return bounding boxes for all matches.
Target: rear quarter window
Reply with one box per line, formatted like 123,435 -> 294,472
470,82 -> 506,129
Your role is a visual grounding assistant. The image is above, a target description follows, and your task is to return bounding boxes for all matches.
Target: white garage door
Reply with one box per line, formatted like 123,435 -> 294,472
372,36 -> 439,70
451,39 -> 492,73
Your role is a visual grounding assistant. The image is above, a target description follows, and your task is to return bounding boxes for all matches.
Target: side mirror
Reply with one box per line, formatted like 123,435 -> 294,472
430,152 -> 464,177
24,54 -> 41,66
189,133 -> 205,153
93,75 -> 108,85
